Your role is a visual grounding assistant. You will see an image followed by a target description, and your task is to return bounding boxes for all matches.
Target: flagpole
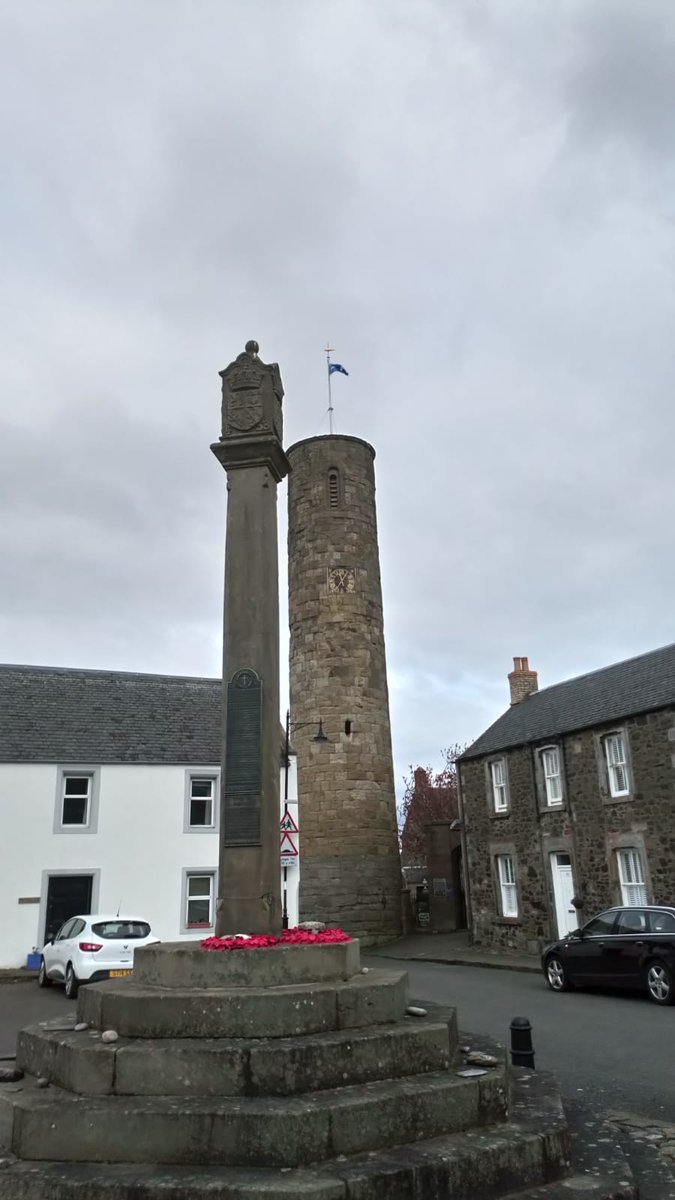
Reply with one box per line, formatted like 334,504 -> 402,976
325,343 -> 335,435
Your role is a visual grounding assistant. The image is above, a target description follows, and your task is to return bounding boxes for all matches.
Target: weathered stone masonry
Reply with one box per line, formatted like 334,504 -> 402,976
287,435 -> 402,943
460,661 -> 675,953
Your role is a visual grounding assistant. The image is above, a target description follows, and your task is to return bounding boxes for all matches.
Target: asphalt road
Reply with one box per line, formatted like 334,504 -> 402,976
2,961 -> 674,1127
366,957 -> 675,1124
0,980 -> 68,1057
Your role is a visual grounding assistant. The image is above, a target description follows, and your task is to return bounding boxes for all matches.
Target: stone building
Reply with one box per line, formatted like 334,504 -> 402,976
287,434 -> 402,942
399,766 -> 466,933
457,644 -> 675,953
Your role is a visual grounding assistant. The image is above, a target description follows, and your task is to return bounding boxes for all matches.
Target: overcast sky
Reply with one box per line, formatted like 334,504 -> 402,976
2,0 -> 675,797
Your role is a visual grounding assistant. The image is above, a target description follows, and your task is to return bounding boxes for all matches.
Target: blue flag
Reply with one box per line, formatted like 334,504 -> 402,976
329,363 -> 349,376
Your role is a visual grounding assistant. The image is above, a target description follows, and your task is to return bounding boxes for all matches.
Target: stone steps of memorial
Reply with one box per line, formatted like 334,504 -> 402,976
75,967 -> 409,1039
0,1121 -> 567,1200
17,1009 -> 457,1097
1,941 -> 628,1196
0,1066 -> 508,1167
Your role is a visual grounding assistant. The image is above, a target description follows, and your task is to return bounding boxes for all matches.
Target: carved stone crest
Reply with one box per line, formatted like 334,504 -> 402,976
213,341 -> 289,483
219,341 -> 284,442
228,389 -> 264,432
228,359 -> 263,392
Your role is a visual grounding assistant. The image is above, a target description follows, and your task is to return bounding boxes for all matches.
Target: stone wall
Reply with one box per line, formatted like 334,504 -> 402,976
460,707 -> 675,952
287,435 -> 402,943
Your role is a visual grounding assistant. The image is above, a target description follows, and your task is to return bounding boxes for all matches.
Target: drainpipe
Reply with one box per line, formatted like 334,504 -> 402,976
455,761 -> 474,944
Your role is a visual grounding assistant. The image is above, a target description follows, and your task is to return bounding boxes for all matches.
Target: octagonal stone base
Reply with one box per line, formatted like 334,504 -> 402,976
0,940 -> 603,1198
132,937 -> 360,989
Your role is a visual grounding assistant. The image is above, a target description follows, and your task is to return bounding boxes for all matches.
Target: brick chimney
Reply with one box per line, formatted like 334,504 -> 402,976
508,656 -> 538,705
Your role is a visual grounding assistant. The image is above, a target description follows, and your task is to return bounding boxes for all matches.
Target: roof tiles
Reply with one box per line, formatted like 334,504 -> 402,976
0,665 -> 222,764
460,642 -> 675,761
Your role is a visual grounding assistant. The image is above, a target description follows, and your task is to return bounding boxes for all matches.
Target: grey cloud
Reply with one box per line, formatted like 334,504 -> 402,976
563,0 -> 675,157
0,403 -> 224,636
1,0 -> 674,795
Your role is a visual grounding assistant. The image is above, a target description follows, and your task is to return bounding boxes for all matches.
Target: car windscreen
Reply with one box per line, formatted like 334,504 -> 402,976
91,921 -> 151,939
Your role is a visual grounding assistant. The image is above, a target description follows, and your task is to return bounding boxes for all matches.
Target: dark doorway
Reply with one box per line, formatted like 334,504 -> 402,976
44,875 -> 93,943
415,882 -> 430,928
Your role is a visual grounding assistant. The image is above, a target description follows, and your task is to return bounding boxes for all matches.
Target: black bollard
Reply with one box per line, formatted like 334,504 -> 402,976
510,1016 -> 535,1069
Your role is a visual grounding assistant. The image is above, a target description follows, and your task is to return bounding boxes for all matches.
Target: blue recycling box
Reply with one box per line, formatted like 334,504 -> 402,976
26,952 -> 41,971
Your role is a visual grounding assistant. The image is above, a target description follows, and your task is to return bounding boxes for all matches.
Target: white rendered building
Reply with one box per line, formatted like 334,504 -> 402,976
0,664 -> 299,968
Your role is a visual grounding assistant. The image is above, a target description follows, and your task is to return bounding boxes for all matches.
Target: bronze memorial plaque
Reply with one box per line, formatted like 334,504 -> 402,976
223,668 -> 262,845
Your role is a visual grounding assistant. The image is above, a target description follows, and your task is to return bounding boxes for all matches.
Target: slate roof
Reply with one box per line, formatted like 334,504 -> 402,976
0,664 -> 225,764
460,642 -> 675,761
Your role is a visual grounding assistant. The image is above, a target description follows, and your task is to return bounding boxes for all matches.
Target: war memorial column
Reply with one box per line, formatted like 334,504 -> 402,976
211,341 -> 289,935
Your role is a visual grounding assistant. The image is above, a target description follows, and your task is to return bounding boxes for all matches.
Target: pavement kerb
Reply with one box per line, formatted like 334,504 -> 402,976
370,950 -> 542,975
0,970 -> 38,985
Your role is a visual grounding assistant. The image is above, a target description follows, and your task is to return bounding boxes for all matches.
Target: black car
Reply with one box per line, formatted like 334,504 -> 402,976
542,906 -> 675,1005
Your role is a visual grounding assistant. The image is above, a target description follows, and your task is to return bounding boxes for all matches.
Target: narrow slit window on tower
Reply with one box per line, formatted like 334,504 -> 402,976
345,720 -> 352,736
328,469 -> 340,508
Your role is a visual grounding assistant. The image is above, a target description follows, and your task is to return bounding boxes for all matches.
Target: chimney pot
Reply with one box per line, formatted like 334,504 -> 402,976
508,656 -> 538,705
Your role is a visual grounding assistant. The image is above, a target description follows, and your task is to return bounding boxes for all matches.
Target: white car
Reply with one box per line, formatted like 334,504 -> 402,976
39,915 -> 158,998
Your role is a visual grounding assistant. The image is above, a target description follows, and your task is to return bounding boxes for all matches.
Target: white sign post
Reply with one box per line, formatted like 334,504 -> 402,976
280,806 -> 299,926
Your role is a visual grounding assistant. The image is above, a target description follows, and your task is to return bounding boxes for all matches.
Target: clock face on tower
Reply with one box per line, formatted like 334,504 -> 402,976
328,567 -> 356,594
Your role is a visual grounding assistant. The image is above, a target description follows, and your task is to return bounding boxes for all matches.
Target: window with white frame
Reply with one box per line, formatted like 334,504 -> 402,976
189,777 -> 215,828
61,775 -> 92,826
496,854 -> 518,917
541,746 -> 563,806
617,848 -> 647,906
185,873 -> 215,927
490,759 -> 508,812
604,733 -> 630,797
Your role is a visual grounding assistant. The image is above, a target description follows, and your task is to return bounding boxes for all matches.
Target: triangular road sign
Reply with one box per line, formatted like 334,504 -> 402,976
279,830 -> 298,857
280,805 -> 299,834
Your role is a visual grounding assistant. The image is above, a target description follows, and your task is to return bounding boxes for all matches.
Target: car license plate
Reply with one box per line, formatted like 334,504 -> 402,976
109,969 -> 132,977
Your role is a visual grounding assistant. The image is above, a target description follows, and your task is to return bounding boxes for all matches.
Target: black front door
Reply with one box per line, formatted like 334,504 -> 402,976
44,875 -> 93,944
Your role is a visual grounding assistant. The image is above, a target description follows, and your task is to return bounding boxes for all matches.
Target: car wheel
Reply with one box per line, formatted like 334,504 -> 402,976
37,959 -> 52,988
64,963 -> 79,1000
646,960 -> 675,1006
545,954 -> 572,992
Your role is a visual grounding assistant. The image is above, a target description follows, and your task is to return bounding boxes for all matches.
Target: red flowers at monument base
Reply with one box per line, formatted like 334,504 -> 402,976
202,928 -> 351,951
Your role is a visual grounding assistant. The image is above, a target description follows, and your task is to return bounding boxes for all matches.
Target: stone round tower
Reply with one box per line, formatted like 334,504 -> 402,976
287,434 -> 402,943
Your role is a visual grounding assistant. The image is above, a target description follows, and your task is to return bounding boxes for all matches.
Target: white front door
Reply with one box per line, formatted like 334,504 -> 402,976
550,852 -> 576,939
